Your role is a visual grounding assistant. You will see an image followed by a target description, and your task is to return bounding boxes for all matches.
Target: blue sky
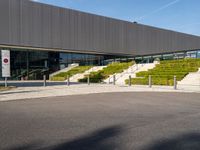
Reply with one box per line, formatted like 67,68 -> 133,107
33,0 -> 200,36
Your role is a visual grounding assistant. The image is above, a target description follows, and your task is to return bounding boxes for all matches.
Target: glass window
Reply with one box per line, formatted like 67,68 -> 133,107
163,54 -> 173,60
186,51 -> 197,58
197,50 -> 200,58
174,52 -> 185,59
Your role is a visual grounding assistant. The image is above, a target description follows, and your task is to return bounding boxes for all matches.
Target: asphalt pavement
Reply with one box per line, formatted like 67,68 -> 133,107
0,92 -> 200,150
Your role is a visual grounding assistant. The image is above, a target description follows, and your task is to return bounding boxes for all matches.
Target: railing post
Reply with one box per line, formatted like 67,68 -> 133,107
149,75 -> 152,88
87,75 -> 90,85
67,75 -> 70,86
129,75 -> 132,86
43,75 -> 46,87
113,75 -> 116,85
174,75 -> 177,90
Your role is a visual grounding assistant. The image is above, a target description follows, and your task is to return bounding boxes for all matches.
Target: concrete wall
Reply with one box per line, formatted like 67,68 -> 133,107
0,0 -> 200,56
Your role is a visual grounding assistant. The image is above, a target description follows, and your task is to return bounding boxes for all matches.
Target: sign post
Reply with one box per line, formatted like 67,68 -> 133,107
1,50 -> 11,87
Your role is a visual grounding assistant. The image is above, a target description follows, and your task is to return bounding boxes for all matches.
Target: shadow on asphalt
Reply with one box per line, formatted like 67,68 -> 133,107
5,125 -> 122,150
143,133 -> 200,150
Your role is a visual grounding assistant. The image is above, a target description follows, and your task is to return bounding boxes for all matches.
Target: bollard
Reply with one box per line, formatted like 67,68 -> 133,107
67,75 -> 70,86
129,75 -> 132,86
113,75 -> 116,85
87,75 -> 90,85
43,75 -> 46,87
5,77 -> 7,87
174,75 -> 177,90
149,75 -> 152,88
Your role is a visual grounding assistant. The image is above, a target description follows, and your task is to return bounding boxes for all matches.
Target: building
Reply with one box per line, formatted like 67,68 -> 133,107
0,0 -> 200,80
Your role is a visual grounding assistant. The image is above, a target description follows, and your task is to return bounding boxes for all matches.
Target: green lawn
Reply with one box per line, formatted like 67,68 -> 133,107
125,58 -> 200,86
79,61 -> 134,83
50,66 -> 93,81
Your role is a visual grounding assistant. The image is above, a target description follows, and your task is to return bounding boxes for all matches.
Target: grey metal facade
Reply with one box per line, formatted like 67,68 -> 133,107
0,0 -> 200,56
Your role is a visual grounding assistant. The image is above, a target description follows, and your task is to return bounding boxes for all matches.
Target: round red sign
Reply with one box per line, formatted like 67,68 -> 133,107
3,58 -> 9,63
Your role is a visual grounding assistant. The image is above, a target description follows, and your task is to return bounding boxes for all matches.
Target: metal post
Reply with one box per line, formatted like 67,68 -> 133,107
87,75 -> 90,85
149,75 -> 152,88
67,75 -> 70,86
43,75 -> 46,87
174,75 -> 177,90
5,77 -> 7,87
113,75 -> 116,85
129,75 -> 131,86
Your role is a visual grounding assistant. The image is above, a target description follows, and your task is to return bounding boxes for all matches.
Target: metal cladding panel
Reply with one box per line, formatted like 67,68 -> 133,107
33,2 -> 43,47
21,0 -> 31,46
41,4 -> 52,48
51,7 -> 61,48
1,0 -> 200,56
61,8 -> 70,49
9,0 -> 21,45
0,0 -> 9,44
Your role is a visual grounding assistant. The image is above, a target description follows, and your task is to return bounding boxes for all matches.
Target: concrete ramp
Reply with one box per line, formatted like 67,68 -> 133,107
178,68 -> 200,87
50,64 -> 79,78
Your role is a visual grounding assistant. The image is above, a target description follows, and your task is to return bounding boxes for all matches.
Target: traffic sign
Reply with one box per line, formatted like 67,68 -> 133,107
1,50 -> 11,77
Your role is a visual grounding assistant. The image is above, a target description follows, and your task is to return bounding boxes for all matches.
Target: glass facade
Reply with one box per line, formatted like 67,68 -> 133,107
0,48 -> 131,80
0,48 -> 200,80
134,50 -> 200,63
10,50 -> 50,80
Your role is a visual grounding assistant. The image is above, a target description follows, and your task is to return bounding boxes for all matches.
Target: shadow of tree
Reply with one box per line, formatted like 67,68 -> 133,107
5,125 -> 122,150
143,133 -> 200,150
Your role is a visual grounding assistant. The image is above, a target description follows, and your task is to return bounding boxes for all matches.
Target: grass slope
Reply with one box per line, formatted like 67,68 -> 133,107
50,66 -> 93,81
79,61 -> 134,83
126,59 -> 200,86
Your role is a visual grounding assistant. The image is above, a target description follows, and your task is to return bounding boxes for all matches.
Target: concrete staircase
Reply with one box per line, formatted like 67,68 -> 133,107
69,66 -> 106,82
178,68 -> 200,87
104,62 -> 158,85
49,63 -> 79,78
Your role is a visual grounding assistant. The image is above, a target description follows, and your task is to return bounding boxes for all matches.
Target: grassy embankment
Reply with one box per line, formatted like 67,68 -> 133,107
125,58 -> 200,86
79,61 -> 134,83
50,66 -> 93,81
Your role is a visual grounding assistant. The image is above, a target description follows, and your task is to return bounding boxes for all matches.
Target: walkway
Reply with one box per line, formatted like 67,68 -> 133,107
0,81 -> 199,101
